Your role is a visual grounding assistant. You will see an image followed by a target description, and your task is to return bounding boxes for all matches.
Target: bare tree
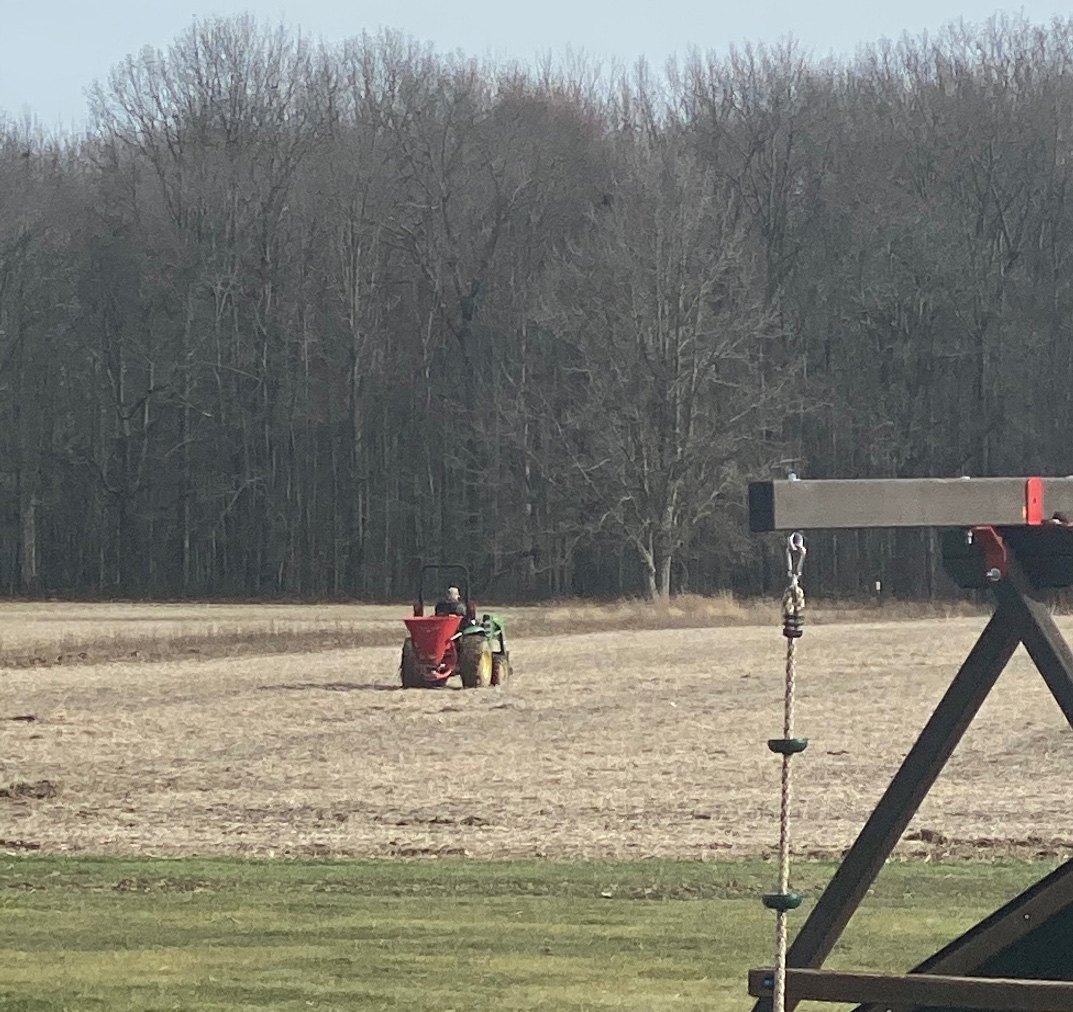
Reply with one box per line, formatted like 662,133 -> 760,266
542,118 -> 786,597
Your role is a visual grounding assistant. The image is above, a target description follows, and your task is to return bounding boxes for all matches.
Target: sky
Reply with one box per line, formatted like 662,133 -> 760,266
0,0 -> 1067,132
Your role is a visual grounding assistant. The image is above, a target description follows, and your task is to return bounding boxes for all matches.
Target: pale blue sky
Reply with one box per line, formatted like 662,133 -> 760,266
0,1 -> 1066,131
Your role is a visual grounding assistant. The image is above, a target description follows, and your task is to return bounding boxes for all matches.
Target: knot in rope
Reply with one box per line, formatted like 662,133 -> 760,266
782,531 -> 806,639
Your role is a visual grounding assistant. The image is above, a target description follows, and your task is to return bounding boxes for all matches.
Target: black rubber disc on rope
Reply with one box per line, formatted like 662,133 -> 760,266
767,738 -> 809,755
762,892 -> 803,911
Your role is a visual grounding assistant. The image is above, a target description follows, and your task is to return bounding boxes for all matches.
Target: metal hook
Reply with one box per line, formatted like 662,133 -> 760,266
786,532 -> 806,580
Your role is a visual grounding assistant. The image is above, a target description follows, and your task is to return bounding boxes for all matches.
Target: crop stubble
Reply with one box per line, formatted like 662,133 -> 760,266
2,614 -> 1072,860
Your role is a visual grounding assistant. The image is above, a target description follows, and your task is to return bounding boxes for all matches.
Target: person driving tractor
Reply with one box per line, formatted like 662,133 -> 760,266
434,586 -> 466,618
399,564 -> 511,688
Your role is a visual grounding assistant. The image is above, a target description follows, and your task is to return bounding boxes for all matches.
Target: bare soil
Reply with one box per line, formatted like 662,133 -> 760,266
2,610 -> 1071,860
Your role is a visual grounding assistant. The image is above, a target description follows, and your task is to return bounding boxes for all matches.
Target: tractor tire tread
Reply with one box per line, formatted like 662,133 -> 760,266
491,653 -> 511,686
400,638 -> 424,689
458,634 -> 492,688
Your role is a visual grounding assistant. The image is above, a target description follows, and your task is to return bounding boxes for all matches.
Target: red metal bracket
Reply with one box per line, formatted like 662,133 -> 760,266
971,526 -> 1008,581
1026,476 -> 1043,525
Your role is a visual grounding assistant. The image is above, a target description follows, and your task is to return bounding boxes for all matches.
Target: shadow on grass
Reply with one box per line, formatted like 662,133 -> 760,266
258,681 -> 407,692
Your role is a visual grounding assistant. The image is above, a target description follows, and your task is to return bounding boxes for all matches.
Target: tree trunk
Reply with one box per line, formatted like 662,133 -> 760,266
638,533 -> 658,599
658,550 -> 672,599
20,491 -> 39,596
181,296 -> 194,594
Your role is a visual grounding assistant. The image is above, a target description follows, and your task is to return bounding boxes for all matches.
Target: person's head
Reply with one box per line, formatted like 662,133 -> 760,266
446,586 -> 461,603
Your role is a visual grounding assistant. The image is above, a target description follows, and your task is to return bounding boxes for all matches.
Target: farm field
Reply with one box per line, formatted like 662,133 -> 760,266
3,602 -> 1072,1010
1,603 -> 1070,861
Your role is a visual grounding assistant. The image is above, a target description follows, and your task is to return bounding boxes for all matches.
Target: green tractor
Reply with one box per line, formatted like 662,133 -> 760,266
399,564 -> 511,689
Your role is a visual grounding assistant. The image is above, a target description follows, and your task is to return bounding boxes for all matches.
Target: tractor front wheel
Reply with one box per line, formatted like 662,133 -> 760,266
400,638 -> 424,688
458,635 -> 493,688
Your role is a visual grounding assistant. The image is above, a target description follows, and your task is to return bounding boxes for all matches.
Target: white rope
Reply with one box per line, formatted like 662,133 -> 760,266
773,532 -> 806,1012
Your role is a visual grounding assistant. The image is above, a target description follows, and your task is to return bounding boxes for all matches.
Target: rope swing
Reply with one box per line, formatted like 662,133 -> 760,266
762,531 -> 808,1012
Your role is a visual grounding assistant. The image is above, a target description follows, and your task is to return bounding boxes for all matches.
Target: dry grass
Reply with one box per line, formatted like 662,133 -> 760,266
0,601 -> 404,666
0,595 -> 987,667
2,607 -> 1071,862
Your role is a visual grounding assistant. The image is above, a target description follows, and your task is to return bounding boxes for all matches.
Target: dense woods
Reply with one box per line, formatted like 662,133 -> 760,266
4,14 -> 1073,601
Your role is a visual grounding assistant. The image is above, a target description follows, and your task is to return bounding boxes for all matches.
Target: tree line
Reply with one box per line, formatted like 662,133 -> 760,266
2,14 -> 1072,601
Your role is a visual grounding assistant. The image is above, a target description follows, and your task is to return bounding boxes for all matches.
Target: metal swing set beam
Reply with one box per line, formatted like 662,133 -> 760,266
746,476 -> 1073,1012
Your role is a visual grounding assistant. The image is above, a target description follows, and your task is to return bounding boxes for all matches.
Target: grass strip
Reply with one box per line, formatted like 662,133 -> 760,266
0,855 -> 1057,1011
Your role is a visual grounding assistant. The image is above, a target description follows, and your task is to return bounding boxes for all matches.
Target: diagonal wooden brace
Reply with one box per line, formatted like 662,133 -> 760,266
854,859 -> 1073,1012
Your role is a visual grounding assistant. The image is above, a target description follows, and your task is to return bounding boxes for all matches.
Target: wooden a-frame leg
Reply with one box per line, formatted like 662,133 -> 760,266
994,559 -> 1073,728
750,610 -> 1023,1012
845,561 -> 1073,1012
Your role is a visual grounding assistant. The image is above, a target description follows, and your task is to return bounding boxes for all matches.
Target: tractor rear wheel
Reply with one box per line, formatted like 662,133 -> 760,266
400,638 -> 424,688
491,653 -> 511,686
457,635 -> 493,688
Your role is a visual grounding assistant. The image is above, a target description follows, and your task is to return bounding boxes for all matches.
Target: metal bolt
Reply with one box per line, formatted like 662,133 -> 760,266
986,567 -> 1002,582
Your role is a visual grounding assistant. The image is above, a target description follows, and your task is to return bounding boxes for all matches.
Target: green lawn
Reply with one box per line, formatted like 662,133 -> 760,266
0,855 -> 1056,1011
